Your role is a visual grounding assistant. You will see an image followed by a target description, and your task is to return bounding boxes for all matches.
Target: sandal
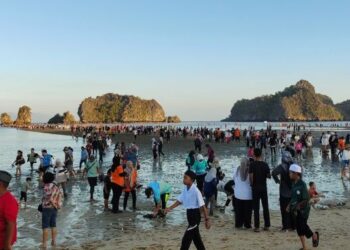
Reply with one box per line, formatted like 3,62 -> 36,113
312,231 -> 319,247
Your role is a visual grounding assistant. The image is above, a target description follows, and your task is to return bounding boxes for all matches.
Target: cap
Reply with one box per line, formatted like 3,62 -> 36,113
289,164 -> 302,173
0,170 -> 12,184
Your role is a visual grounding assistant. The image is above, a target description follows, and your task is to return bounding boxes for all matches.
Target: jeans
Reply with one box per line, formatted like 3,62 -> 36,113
79,159 -> 87,169
111,183 -> 123,212
123,190 -> 136,210
252,189 -> 271,228
181,209 -> 205,250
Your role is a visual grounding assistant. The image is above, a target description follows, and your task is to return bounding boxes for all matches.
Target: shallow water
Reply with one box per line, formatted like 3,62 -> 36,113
0,127 -> 349,249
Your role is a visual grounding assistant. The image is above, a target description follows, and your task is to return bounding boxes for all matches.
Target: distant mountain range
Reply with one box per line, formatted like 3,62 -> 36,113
223,80 -> 350,122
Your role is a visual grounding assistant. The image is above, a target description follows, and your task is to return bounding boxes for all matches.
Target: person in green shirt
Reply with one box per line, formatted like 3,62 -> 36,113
288,164 -> 319,250
84,155 -> 101,202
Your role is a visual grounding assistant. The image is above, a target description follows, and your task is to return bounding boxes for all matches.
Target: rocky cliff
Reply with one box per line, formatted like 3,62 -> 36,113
0,113 -> 13,125
48,111 -> 76,124
166,115 -> 181,123
15,106 -> 32,125
78,93 -> 166,123
223,80 -> 343,122
336,100 -> 350,121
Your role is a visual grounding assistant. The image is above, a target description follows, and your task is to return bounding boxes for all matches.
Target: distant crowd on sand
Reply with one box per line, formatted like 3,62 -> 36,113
2,124 -> 350,250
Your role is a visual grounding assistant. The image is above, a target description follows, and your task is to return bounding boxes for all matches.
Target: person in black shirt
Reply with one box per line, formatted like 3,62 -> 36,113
249,148 -> 271,232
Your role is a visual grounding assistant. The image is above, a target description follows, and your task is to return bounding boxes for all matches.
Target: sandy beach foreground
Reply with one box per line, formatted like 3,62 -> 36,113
78,206 -> 350,250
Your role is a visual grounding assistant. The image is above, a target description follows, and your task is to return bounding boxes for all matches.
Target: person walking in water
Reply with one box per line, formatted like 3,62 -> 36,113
186,151 -> 196,171
39,149 -> 53,179
27,148 -> 39,172
84,155 -> 100,202
41,170 -> 62,249
54,159 -> 68,198
79,146 -> 88,171
64,147 -> 75,178
192,154 -> 208,193
12,150 -> 25,177
165,170 -> 210,250
123,161 -> 138,211
158,137 -> 165,157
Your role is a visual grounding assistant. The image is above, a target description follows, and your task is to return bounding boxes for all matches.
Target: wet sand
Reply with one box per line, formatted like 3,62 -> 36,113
13,127 -> 350,250
94,206 -> 350,250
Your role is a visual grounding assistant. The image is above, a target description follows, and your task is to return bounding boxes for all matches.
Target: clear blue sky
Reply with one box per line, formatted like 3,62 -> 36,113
0,0 -> 349,121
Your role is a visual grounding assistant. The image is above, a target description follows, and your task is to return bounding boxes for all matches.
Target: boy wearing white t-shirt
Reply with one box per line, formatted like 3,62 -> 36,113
165,170 -> 210,250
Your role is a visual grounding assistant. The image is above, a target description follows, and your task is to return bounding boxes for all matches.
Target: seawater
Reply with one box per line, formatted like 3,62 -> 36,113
0,127 -> 349,249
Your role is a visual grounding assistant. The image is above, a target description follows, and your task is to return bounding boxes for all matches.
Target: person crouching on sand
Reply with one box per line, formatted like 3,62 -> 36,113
287,164 -> 319,250
165,170 -> 210,250
145,181 -> 172,218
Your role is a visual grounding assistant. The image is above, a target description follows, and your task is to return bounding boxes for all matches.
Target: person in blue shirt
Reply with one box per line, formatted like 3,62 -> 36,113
191,154 -> 208,193
145,181 -> 172,217
79,146 -> 89,170
39,149 -> 53,178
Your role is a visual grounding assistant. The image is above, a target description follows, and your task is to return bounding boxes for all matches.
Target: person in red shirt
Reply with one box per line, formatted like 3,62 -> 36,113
0,170 -> 19,250
308,182 -> 324,208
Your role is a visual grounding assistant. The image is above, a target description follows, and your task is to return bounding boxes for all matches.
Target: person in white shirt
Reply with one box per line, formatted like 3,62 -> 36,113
233,157 -> 253,229
165,170 -> 210,250
321,132 -> 331,155
340,144 -> 350,180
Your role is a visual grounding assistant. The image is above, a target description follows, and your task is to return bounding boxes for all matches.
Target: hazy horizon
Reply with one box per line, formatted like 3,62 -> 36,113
1,1 -> 349,122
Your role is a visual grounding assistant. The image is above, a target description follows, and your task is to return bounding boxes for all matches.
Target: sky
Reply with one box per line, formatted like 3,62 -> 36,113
0,0 -> 349,122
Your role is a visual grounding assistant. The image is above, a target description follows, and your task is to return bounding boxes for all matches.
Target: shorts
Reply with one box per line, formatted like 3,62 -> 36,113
66,164 -> 74,172
342,160 -> 350,166
42,208 -> 57,229
20,191 -> 27,202
88,177 -> 98,187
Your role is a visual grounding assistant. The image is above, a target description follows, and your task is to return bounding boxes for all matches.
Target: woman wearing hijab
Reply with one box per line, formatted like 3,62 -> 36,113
233,158 -> 253,229
204,166 -> 217,216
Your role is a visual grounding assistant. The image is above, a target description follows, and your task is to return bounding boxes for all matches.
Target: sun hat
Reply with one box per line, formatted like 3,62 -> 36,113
289,164 -> 302,173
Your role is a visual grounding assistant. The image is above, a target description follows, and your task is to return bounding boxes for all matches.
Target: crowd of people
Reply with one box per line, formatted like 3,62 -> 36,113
3,124 -> 350,250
